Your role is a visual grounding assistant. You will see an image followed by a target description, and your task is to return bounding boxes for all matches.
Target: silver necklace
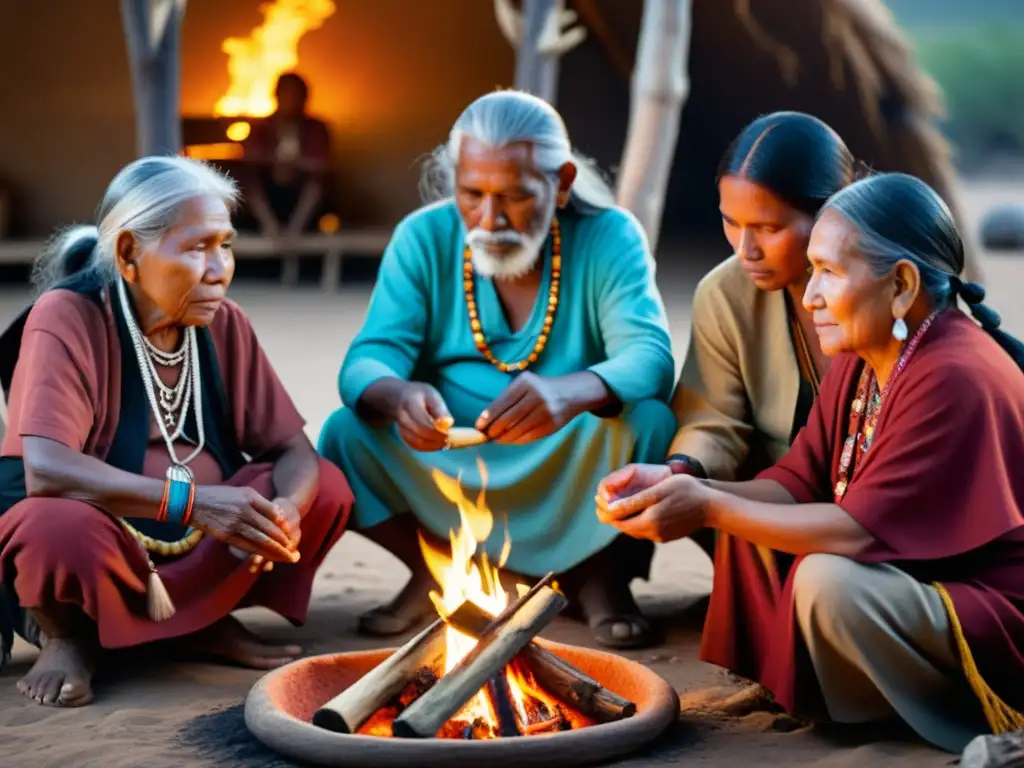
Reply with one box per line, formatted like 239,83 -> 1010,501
116,279 -> 206,469
141,331 -> 191,430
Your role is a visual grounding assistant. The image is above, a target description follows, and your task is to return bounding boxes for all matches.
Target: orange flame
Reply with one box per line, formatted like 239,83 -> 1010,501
422,459 -> 513,728
213,0 -> 336,117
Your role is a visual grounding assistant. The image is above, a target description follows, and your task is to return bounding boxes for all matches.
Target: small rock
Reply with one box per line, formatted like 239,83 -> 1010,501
980,205 -> 1024,251
961,732 -> 1024,768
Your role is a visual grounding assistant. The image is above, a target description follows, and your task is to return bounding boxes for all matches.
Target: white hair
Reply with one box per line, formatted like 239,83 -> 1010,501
32,155 -> 238,292
418,89 -> 616,216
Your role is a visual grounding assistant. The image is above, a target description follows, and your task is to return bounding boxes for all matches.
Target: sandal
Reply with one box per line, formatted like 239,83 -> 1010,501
588,613 -> 659,650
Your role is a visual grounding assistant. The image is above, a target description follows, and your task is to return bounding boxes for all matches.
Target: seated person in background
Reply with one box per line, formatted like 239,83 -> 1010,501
0,156 -> 352,707
240,72 -> 331,239
668,112 -> 857,559
597,173 -> 1024,753
318,90 -> 677,649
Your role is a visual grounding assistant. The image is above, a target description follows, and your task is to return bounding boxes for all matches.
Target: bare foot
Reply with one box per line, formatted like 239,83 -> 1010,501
185,616 -> 301,670
17,636 -> 96,707
358,571 -> 436,636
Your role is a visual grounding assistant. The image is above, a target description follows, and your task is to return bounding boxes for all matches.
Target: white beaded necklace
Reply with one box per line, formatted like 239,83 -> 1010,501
116,278 -> 206,471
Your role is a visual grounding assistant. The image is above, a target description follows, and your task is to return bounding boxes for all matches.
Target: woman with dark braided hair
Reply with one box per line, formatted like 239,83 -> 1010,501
598,172 -> 1024,752
661,112 -> 865,557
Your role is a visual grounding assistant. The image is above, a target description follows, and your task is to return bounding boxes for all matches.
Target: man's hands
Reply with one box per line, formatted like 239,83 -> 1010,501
378,371 -> 614,450
475,371 -> 611,445
475,372 -> 575,444
395,383 -> 454,452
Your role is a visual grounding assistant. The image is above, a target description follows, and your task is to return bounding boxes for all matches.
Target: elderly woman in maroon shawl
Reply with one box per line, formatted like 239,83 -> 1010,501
0,156 -> 352,707
597,173 -> 1024,753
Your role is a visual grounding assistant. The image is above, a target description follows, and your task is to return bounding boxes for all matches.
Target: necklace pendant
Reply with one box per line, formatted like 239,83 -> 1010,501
163,411 -> 175,427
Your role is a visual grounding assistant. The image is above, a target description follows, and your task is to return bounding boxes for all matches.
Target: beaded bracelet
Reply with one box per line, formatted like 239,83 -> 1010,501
162,465 -> 196,527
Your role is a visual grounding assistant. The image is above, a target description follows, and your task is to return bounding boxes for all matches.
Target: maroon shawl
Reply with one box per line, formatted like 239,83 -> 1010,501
701,309 -> 1024,723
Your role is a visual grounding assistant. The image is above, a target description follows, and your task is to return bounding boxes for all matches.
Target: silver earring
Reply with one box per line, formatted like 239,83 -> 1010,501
892,317 -> 908,341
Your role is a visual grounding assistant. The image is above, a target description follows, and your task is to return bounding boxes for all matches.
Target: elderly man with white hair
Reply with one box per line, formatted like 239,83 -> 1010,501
318,90 -> 676,648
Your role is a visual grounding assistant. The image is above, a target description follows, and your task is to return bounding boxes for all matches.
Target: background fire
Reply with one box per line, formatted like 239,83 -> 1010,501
214,0 -> 337,119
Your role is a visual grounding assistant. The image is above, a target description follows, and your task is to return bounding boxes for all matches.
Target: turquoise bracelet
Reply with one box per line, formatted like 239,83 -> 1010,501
164,465 -> 196,526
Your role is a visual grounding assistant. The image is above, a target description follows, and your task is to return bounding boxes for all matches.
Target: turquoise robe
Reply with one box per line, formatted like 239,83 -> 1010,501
318,201 -> 677,576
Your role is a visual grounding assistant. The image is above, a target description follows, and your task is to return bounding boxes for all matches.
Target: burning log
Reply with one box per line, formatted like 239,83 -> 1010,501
312,616 -> 447,734
392,585 -> 568,738
523,645 -> 637,723
444,596 -> 637,723
487,674 -> 520,737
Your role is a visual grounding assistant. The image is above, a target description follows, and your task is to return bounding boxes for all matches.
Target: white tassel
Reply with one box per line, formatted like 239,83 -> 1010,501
146,563 -> 176,622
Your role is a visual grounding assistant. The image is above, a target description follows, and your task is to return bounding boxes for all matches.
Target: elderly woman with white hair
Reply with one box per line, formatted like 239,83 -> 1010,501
0,156 -> 353,707
318,89 -> 676,648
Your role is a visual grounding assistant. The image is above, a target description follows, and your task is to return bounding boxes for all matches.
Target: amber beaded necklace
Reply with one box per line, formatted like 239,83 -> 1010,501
833,311 -> 938,501
464,217 -> 561,373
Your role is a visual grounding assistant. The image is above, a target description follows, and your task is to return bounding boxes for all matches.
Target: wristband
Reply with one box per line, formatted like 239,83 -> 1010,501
163,465 -> 196,526
665,453 -> 708,479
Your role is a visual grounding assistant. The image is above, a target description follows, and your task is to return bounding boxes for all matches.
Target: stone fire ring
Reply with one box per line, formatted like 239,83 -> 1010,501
245,639 -> 681,767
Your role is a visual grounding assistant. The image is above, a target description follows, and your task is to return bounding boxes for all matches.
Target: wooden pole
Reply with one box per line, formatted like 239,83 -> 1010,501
515,0 -> 560,104
615,0 -> 692,254
392,586 -> 568,738
120,0 -> 186,156
495,0 -> 586,106
312,617 -> 447,734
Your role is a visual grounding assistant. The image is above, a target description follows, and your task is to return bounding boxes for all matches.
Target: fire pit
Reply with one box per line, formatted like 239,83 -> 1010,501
245,465 -> 679,764
245,639 -> 679,766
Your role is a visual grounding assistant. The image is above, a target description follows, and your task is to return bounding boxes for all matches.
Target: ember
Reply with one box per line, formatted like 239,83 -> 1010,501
313,461 -> 636,739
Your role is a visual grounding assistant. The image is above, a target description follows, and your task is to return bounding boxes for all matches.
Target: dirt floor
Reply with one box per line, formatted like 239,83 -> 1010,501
0,179 -> 1020,766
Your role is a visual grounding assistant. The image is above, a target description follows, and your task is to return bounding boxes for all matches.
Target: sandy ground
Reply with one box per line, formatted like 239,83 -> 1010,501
0,179 -> 1020,766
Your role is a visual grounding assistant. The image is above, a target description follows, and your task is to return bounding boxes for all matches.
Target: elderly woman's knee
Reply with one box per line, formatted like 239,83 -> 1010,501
793,553 -> 871,624
4,498 -> 119,561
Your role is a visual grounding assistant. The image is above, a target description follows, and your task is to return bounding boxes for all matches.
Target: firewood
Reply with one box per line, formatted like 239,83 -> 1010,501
392,586 -> 568,738
443,595 -> 637,723
487,674 -> 520,737
312,616 -> 447,734
520,644 -> 636,722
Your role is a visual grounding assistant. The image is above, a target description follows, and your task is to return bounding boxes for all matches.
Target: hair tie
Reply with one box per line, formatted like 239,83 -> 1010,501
953,276 -> 987,305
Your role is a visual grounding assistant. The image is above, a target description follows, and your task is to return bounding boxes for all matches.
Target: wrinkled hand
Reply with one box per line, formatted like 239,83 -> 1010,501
596,463 -> 673,507
190,485 -> 299,564
241,497 -> 303,574
396,383 -> 453,452
595,472 -> 711,543
475,372 -> 576,444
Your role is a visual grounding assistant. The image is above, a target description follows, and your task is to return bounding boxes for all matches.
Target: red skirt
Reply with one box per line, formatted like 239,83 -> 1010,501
0,458 -> 352,649
698,532 -> 824,717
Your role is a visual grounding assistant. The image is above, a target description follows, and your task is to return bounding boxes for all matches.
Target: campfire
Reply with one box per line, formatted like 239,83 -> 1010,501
312,462 -> 636,740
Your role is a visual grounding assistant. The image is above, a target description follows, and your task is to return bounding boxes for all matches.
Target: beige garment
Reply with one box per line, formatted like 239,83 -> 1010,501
794,554 -> 988,753
669,256 -> 802,480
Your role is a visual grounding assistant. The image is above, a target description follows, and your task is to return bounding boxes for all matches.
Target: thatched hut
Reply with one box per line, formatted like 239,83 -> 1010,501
565,0 -> 979,278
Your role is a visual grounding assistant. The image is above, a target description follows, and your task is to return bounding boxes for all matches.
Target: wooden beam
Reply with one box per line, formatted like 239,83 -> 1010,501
569,0 -> 634,83
121,0 -> 186,156
615,0 -> 692,254
148,0 -> 187,54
